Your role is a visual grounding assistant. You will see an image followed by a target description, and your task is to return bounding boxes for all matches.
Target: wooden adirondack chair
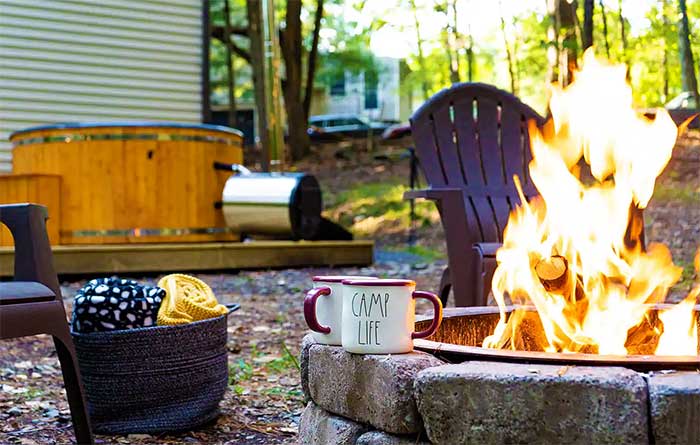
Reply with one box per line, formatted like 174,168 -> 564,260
405,83 -> 546,307
0,204 -> 93,444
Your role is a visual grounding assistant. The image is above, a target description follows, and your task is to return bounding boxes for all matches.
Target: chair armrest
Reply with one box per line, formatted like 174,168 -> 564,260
474,242 -> 502,258
0,204 -> 60,295
0,203 -> 41,248
403,187 -> 463,201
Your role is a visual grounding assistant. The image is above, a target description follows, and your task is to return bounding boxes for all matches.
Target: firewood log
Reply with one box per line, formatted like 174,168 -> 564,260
535,255 -> 585,301
535,255 -> 569,292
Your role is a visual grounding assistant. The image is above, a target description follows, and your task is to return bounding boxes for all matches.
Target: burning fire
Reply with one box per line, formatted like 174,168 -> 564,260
483,50 -> 699,356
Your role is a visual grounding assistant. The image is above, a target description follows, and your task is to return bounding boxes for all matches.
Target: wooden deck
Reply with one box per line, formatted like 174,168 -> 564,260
0,240 -> 374,276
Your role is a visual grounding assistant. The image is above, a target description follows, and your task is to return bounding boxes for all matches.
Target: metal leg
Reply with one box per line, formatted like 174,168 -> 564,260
439,266 -> 451,307
408,147 -> 418,246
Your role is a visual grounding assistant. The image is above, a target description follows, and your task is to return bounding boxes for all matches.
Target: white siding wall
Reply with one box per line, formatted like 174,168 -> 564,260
320,57 -> 401,122
0,0 -> 203,172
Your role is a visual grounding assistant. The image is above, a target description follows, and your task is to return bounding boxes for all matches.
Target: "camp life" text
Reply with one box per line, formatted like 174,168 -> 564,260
351,292 -> 390,345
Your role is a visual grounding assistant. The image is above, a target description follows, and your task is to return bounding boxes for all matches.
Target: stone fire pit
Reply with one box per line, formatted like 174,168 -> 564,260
298,308 -> 700,444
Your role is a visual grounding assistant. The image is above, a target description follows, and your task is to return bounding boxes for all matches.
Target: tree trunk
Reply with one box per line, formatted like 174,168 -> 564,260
223,0 -> 237,128
662,0 -> 670,101
546,0 -> 577,85
547,0 -> 561,83
511,15 -> 521,92
618,0 -> 627,56
246,0 -> 270,170
678,0 -> 699,110
448,0 -> 461,84
303,0 -> 324,119
582,0 -> 594,51
279,0 -> 309,162
499,2 -> 517,94
466,23 -> 474,81
410,0 -> 430,100
598,0 -> 610,58
443,29 -> 458,84
561,0 -> 578,85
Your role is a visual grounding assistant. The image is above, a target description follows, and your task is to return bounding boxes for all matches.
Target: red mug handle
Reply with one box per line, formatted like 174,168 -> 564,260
304,286 -> 332,334
411,290 -> 443,339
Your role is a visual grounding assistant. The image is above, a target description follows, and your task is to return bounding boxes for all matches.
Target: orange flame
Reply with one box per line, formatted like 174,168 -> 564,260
483,50 -> 698,356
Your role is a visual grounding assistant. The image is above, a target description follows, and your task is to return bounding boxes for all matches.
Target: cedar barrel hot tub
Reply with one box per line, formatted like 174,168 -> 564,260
8,122 -> 243,245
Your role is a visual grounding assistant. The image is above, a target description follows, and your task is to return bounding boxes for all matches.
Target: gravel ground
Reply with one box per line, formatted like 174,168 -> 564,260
1,133 -> 698,444
0,259 -> 445,445
646,131 -> 700,299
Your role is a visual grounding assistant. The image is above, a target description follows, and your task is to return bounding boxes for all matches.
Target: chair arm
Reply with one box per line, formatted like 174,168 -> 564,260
474,242 -> 502,258
0,204 -> 60,295
403,187 -> 463,201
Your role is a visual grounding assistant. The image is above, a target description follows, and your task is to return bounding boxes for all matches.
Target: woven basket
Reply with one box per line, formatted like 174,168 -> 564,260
71,303 -> 239,434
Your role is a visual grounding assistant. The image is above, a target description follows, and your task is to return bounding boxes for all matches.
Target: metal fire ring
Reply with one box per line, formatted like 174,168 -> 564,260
414,306 -> 700,372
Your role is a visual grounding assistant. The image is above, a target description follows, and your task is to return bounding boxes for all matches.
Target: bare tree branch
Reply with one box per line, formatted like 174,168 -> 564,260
231,42 -> 251,63
211,25 -> 249,41
304,0 -> 324,118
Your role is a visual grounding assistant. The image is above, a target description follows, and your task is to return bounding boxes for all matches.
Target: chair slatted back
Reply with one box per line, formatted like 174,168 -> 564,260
410,83 -> 546,244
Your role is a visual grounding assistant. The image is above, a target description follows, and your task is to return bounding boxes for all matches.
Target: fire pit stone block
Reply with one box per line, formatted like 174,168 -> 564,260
301,334 -> 317,402
356,431 -> 431,445
306,343 -> 444,434
299,401 -> 369,445
648,371 -> 700,445
414,361 -> 648,444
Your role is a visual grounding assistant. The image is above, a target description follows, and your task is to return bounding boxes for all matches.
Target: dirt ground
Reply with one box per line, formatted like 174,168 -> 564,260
1,133 -> 698,444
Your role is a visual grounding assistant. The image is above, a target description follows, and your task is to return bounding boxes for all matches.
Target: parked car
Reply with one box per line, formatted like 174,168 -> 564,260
307,114 -> 392,142
642,92 -> 699,129
382,123 -> 411,141
665,92 -> 699,128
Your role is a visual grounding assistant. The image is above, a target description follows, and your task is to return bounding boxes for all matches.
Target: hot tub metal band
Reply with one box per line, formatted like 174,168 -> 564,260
61,227 -> 233,238
12,133 -> 241,146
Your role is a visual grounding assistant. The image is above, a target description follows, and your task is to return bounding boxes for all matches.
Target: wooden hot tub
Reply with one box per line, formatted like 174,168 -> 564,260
8,122 -> 243,245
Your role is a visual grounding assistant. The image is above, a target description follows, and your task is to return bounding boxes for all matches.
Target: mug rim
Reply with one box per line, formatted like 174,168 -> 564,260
312,275 -> 377,283
342,278 -> 416,287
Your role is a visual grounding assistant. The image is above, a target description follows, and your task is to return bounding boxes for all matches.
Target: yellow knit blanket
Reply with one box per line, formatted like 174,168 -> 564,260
156,274 -> 228,325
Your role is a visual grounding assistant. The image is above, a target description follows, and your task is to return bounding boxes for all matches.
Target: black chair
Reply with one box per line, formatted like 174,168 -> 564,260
0,203 -> 93,444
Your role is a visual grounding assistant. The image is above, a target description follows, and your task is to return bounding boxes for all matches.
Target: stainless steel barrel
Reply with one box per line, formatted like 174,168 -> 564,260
221,171 -> 322,240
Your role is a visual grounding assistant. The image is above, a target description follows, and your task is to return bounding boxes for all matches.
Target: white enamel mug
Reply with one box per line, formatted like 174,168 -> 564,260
341,279 -> 443,354
304,275 -> 377,345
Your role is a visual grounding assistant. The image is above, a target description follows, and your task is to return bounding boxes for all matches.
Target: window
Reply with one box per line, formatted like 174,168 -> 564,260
364,70 -> 378,110
330,73 -> 346,96
345,118 -> 365,126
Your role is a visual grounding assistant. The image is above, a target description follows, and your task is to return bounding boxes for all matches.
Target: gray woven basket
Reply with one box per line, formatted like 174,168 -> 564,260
71,303 -> 239,435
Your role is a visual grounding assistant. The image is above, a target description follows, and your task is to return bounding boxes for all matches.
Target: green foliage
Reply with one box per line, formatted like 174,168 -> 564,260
314,2 -> 379,89
386,244 -> 444,261
265,354 -> 298,374
20,387 -> 44,401
261,387 -> 304,398
510,10 -> 550,112
632,1 -> 681,106
652,182 -> 699,205
229,359 -> 254,385
676,258 -> 697,290
211,0 -> 700,114
324,179 -> 440,236
209,0 -> 254,105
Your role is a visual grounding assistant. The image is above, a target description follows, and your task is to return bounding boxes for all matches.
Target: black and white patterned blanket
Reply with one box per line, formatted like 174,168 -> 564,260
71,277 -> 166,333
